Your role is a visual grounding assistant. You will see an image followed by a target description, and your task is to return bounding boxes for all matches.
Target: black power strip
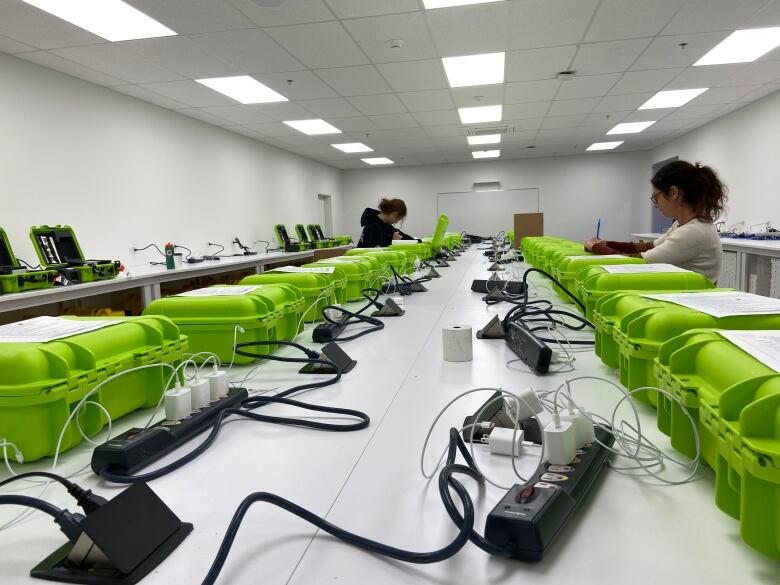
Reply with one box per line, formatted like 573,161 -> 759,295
484,425 -> 615,561
505,321 -> 552,374
91,388 -> 248,477
471,279 -> 526,294
312,320 -> 347,342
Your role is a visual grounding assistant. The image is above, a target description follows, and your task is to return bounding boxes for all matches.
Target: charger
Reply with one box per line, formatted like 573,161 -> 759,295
164,385 -> 192,422
488,427 -> 524,456
559,408 -> 596,447
543,414 -> 576,465
503,386 -> 544,420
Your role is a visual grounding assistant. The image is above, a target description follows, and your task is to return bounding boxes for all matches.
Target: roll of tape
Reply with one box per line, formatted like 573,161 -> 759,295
442,325 -> 473,362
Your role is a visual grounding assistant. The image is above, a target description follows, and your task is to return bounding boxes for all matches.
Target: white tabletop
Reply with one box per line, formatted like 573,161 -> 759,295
1,249 -> 777,584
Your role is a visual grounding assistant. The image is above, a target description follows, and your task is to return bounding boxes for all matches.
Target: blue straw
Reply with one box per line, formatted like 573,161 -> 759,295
596,219 -> 601,239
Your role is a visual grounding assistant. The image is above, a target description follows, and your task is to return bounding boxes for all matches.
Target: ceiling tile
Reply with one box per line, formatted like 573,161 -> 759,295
0,33 -> 35,53
140,80 -> 237,107
622,109 -> 670,123
737,84 -> 780,102
504,79 -> 561,104
687,85 -> 764,105
727,60 -> 780,86
199,105 -> 275,124
125,0 -> 254,34
664,64 -> 743,89
506,117 -> 544,131
398,89 -> 454,112
662,103 -> 724,120
508,0 -> 599,50
503,130 -> 540,143
18,51 -> 126,86
325,116 -> 377,131
348,93 -> 407,115
228,0 -> 334,26
243,121 -> 302,137
252,71 -> 337,100
364,127 -> 428,142
504,102 -> 550,120
661,0 -> 769,35
368,113 -> 419,129
506,46 -> 578,82
298,97 -> 362,117
315,65 -> 391,96
547,97 -> 600,116
113,83 -> 190,108
342,12 -> 437,63
119,36 -> 241,79
0,0 -> 104,49
425,2 -> 511,55
571,38 -> 652,76
376,60 -> 448,92
266,21 -> 368,69
593,92 -> 653,112
541,114 -> 587,129
536,128 -> 581,141
581,111 -> 631,126
412,110 -> 460,126
609,68 -> 683,95
555,73 -> 621,99
423,125 -> 466,138
176,107 -> 236,126
631,32 -> 730,71
51,45 -> 184,84
742,1 -> 780,27
584,0 -> 685,42
324,0 -> 418,18
449,85 -> 504,108
251,102 -> 316,121
189,29 -> 304,74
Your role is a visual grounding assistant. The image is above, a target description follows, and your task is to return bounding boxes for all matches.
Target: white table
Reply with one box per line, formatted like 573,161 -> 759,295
2,248 -> 777,584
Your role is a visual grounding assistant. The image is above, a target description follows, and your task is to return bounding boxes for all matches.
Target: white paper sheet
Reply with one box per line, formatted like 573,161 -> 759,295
0,316 -> 119,343
601,263 -> 691,274
566,254 -> 626,260
272,266 -> 335,274
718,331 -> 780,373
176,286 -> 262,297
641,291 -> 780,318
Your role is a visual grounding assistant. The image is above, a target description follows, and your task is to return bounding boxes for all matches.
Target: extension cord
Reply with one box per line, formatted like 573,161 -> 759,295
91,388 -> 248,477
505,322 -> 552,374
312,319 -> 347,342
484,425 -> 614,561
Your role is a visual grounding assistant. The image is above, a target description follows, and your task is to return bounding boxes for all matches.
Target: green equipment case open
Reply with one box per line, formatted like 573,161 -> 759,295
30,225 -> 120,284
0,226 -> 57,294
274,224 -> 310,253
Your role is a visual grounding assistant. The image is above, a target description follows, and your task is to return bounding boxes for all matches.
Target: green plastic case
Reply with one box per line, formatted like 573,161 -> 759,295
0,227 -> 57,293
389,241 -> 433,262
240,271 -> 334,323
655,330 -> 780,560
144,284 -> 305,364
551,255 -> 645,299
0,316 -> 187,462
345,248 -> 409,276
307,224 -> 337,248
301,265 -> 347,304
305,261 -> 369,302
574,265 -> 715,320
274,224 -> 310,251
520,237 -> 573,267
422,215 -> 449,252
30,225 -> 120,284
296,224 -> 325,249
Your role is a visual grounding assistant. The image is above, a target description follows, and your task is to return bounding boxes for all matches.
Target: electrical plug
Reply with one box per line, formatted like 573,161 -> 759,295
543,413 -> 576,465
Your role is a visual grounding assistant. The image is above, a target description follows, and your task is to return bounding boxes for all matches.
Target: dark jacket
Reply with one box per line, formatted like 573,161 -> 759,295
357,208 -> 418,248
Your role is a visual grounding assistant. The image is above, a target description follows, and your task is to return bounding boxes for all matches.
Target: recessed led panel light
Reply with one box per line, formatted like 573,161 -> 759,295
458,105 -> 502,124
467,134 -> 501,145
442,52 -> 505,88
283,119 -> 342,135
606,121 -> 657,135
695,27 -> 780,66
362,157 -> 394,165
423,0 -> 505,8
196,76 -> 287,104
332,143 -> 374,153
586,142 -> 624,151
472,150 -> 500,159
638,89 -> 708,110
21,0 -> 177,42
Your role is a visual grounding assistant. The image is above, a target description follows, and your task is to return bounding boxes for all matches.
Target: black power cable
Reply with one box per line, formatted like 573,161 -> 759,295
0,495 -> 84,542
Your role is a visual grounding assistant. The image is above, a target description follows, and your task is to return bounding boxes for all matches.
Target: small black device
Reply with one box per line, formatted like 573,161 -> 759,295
471,279 -> 526,295
484,426 -> 614,561
461,390 -> 542,444
505,321 -> 552,374
371,298 -> 405,317
312,319 -> 347,343
299,342 -> 356,374
91,389 -> 248,477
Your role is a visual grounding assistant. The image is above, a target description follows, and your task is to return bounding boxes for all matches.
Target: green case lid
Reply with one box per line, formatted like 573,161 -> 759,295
29,224 -> 86,267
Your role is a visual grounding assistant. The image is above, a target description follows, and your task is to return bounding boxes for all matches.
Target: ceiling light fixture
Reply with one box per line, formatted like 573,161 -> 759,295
362,157 -> 394,165
196,76 -> 287,104
695,27 -> 780,66
638,88 -> 708,109
283,119 -> 342,135
423,0 -> 505,9
332,143 -> 373,153
467,134 -> 501,145
21,0 -> 176,42
586,141 -> 623,151
442,52 -> 505,88
606,121 -> 657,135
472,150 -> 500,159
458,105 -> 502,124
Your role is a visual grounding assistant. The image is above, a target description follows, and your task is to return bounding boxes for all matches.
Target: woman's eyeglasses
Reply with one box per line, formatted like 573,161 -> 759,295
650,189 -> 666,204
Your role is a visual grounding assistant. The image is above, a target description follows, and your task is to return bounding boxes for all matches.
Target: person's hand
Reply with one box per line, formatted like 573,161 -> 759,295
584,237 -> 604,251
392,231 -> 403,240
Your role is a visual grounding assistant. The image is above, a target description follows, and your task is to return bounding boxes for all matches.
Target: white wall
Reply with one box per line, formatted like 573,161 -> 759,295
651,89 -> 780,231
341,152 -> 652,245
0,52 -> 341,269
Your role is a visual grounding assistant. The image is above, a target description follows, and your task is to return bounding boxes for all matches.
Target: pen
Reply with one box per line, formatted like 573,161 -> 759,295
596,219 -> 601,239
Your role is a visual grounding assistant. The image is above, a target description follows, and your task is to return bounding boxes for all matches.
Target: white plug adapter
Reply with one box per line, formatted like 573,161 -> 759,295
189,378 -> 210,410
543,417 -> 576,465
164,386 -> 192,422
488,427 -> 525,456
560,408 -> 596,447
207,370 -> 229,401
504,386 -> 544,420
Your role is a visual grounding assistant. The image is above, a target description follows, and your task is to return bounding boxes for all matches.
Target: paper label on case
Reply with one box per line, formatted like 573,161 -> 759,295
0,316 -> 119,343
641,291 -> 780,318
177,286 -> 262,297
601,263 -> 691,274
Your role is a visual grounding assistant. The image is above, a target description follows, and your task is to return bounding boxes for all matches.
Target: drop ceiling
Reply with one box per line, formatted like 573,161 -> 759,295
1,0 -> 779,168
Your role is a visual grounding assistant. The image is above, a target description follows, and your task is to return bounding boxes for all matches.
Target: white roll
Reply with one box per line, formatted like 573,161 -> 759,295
207,371 -> 229,401
442,325 -> 473,362
164,386 -> 192,422
190,378 -> 210,410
